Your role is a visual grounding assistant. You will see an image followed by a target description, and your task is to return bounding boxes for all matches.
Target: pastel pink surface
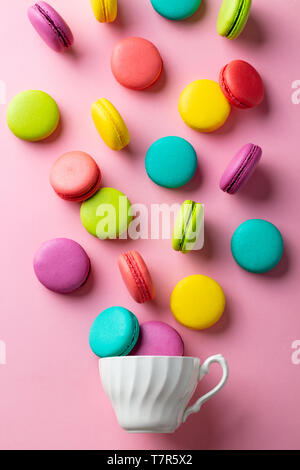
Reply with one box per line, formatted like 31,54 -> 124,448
50,151 -> 101,201
1,0 -> 300,451
131,321 -> 184,356
111,37 -> 163,90
220,144 -> 262,194
28,2 -> 74,52
118,251 -> 155,303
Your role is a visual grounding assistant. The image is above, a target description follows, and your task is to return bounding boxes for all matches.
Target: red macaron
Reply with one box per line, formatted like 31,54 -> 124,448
50,151 -> 101,202
219,60 -> 264,109
118,251 -> 155,303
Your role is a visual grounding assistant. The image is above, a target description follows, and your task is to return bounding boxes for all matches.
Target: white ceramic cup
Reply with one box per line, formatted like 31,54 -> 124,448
99,354 -> 228,433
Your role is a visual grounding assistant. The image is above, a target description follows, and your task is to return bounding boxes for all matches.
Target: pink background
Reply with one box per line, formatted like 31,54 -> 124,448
0,0 -> 300,450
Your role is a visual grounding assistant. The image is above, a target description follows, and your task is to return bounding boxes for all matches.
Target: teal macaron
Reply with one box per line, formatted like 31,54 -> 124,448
231,219 -> 284,273
145,136 -> 197,189
217,0 -> 252,40
150,0 -> 202,21
89,307 -> 140,358
172,200 -> 204,253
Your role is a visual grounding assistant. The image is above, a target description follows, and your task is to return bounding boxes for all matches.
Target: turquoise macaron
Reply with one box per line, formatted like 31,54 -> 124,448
150,0 -> 202,20
89,307 -> 140,358
231,219 -> 283,273
145,136 -> 197,189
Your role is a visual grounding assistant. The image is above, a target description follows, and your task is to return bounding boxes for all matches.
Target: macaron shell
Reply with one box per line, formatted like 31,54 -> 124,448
89,307 -> 140,358
179,80 -> 231,132
28,2 -> 73,52
91,0 -> 117,22
231,219 -> 284,273
80,187 -> 132,239
33,238 -> 90,294
217,0 -> 251,39
131,321 -> 184,356
220,144 -> 262,194
7,90 -> 60,141
50,151 -> 101,202
150,0 -> 201,20
220,60 -> 264,109
170,275 -> 226,330
91,98 -> 130,150
118,251 -> 155,303
145,136 -> 197,188
111,37 -> 163,90
228,0 -> 251,39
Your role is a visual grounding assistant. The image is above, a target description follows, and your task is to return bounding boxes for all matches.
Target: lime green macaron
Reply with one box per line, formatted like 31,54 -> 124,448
217,0 -> 252,40
7,90 -> 60,141
172,200 -> 204,253
80,187 -> 132,239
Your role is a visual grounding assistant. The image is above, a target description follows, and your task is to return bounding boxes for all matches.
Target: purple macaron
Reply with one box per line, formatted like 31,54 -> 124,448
220,143 -> 262,194
33,238 -> 90,294
28,2 -> 74,52
131,321 -> 184,356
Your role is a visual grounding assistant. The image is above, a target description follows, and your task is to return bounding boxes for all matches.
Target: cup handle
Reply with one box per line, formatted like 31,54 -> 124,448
182,354 -> 229,423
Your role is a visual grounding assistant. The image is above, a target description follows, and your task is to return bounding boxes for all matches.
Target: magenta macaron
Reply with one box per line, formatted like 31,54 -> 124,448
220,143 -> 262,194
34,238 -> 90,293
131,321 -> 184,356
118,251 -> 155,303
28,2 -> 74,52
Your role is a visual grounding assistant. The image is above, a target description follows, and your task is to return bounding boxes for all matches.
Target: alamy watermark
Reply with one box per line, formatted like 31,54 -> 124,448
0,340 -> 6,365
291,340 -> 300,365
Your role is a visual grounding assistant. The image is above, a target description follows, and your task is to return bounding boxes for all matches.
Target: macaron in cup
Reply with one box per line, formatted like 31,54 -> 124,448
50,151 -> 102,202
91,98 -> 130,150
118,251 -> 155,303
89,307 -> 140,357
220,143 -> 262,194
33,238 -> 90,294
90,0 -> 117,23
131,321 -> 184,356
28,1 -> 74,52
219,60 -> 264,109
111,37 -> 163,90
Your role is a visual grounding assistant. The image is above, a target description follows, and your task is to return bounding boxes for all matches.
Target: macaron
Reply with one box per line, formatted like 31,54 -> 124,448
172,200 -> 204,253
217,0 -> 252,39
118,251 -> 155,303
150,0 -> 202,20
231,219 -> 284,273
179,80 -> 231,132
28,2 -> 74,52
7,90 -> 60,141
33,238 -> 90,294
131,321 -> 184,356
145,136 -> 197,189
220,143 -> 262,194
170,275 -> 226,330
50,151 -> 102,202
91,98 -> 130,150
219,60 -> 264,109
111,37 -> 163,90
89,307 -> 140,358
90,0 -> 117,22
80,187 -> 132,239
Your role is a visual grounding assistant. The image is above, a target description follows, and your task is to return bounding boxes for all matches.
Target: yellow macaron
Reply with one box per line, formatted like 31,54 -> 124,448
170,275 -> 225,329
90,0 -> 117,23
91,98 -> 130,150
179,79 -> 231,132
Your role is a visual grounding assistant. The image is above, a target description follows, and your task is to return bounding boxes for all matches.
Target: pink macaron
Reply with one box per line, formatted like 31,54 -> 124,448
50,151 -> 102,202
131,321 -> 184,356
111,37 -> 163,90
118,251 -> 155,303
220,143 -> 262,194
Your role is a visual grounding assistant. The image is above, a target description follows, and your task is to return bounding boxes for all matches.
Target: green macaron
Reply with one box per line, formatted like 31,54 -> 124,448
7,90 -> 60,141
80,187 -> 132,239
172,200 -> 204,253
217,0 -> 252,40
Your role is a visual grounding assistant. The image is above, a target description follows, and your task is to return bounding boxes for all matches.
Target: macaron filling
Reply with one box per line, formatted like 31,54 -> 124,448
219,65 -> 247,108
179,201 -> 195,251
226,0 -> 244,38
97,100 -> 127,148
55,170 -> 101,201
225,145 -> 259,193
121,317 -> 140,356
124,252 -> 152,302
35,3 -> 71,47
